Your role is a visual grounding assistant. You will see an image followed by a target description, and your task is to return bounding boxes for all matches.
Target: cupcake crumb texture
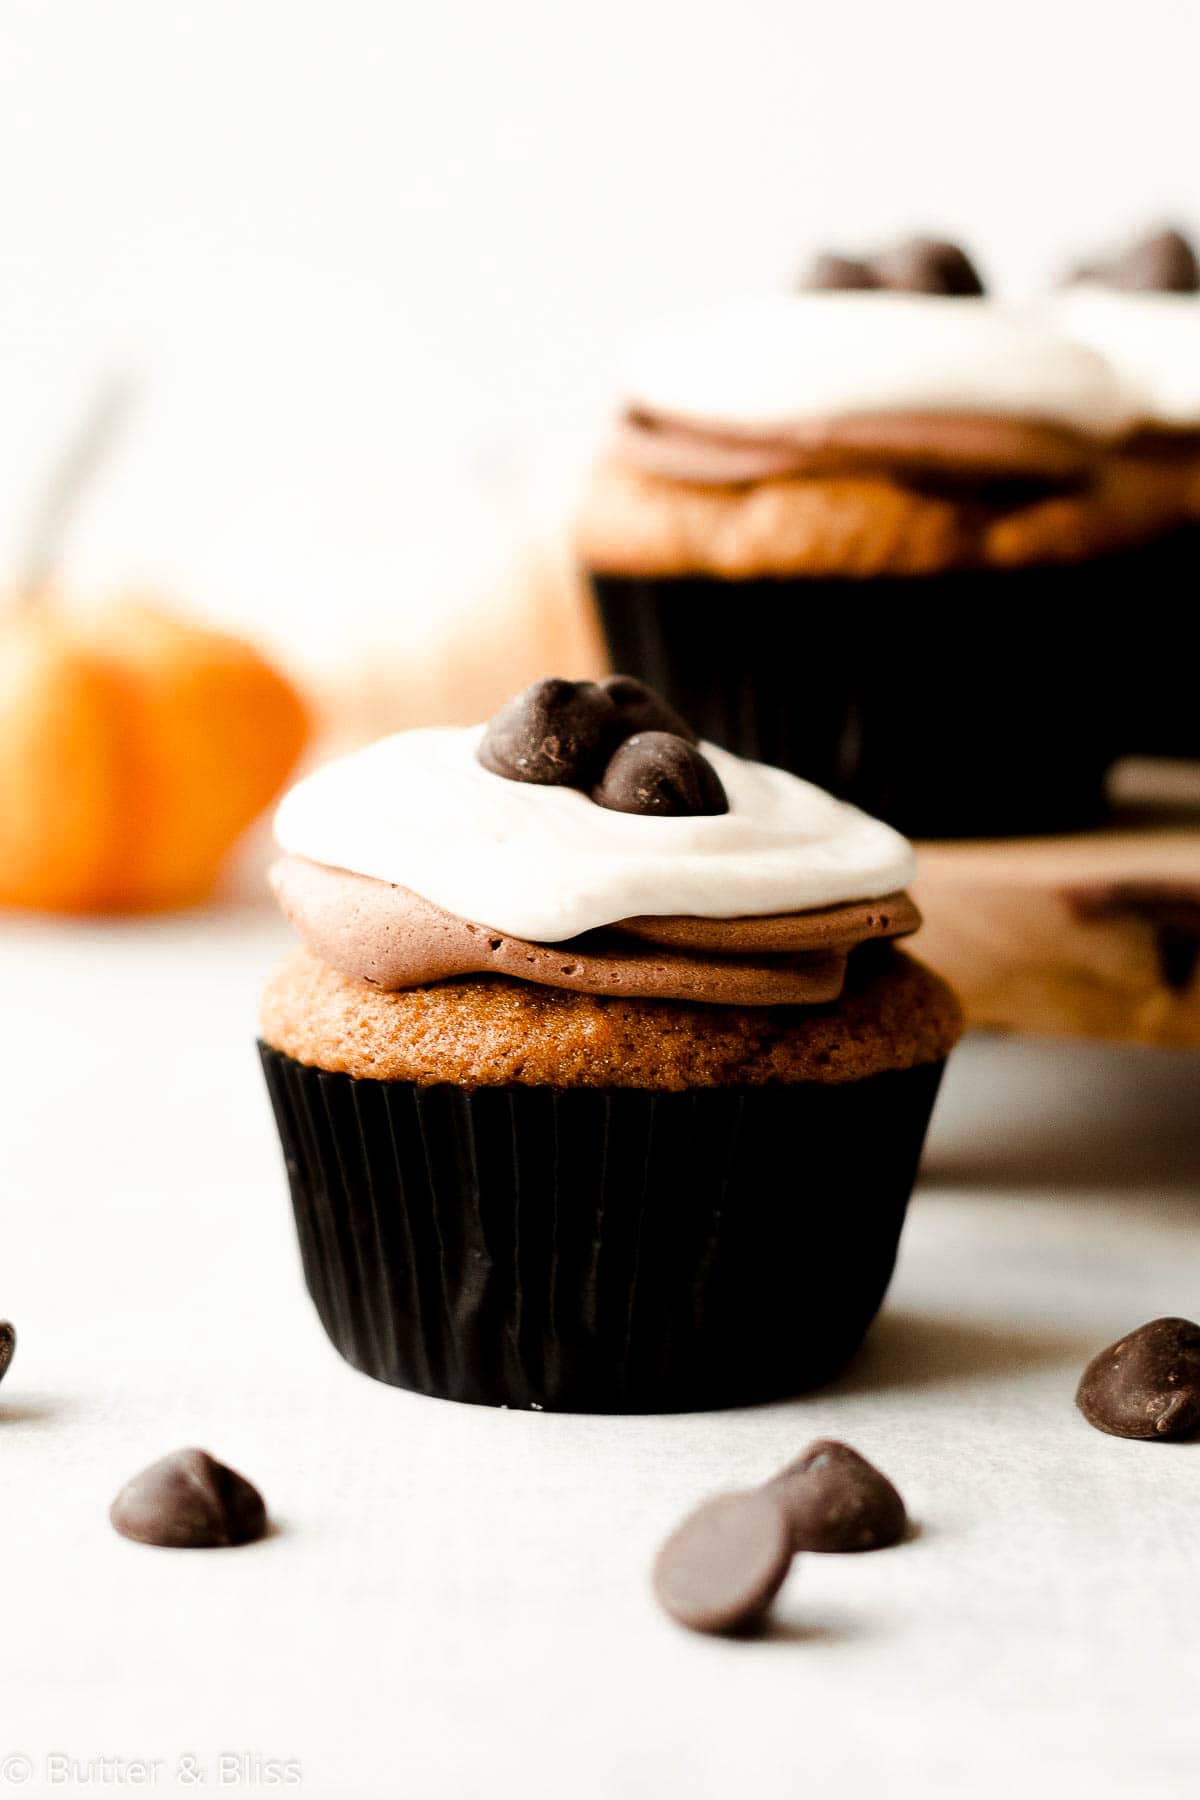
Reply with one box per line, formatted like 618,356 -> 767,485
260,945 -> 962,1090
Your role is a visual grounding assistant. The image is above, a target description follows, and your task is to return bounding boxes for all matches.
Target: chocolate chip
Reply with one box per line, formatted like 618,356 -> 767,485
873,235 -> 985,296
0,1322 -> 14,1386
1076,1317 -> 1200,1440
768,1440 -> 907,1552
478,678 -> 619,787
110,1448 -> 269,1548
1120,229 -> 1200,292
803,252 -> 881,292
594,731 -> 728,817
599,674 -> 698,744
1070,227 -> 1200,294
652,1489 -> 794,1635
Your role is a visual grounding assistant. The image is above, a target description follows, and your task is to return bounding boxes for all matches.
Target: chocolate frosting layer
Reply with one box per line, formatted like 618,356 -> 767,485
616,892 -> 920,953
270,857 -> 926,1007
614,409 -> 1099,487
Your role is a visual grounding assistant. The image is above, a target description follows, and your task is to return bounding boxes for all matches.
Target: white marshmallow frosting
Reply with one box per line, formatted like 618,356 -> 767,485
621,293 -> 1140,439
1049,285 -> 1200,429
274,726 -> 917,944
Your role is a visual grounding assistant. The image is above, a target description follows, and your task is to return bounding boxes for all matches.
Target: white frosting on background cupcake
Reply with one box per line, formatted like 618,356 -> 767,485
621,294 -> 1141,439
274,725 -> 916,942
1048,285 -> 1200,429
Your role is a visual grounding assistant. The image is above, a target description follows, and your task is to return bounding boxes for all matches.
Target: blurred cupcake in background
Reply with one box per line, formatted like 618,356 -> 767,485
1051,225 -> 1200,763
575,236 -> 1173,839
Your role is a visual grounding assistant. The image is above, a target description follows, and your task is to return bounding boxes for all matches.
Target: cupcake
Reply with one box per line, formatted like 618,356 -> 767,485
1051,225 -> 1200,762
575,236 -> 1165,838
258,676 -> 961,1413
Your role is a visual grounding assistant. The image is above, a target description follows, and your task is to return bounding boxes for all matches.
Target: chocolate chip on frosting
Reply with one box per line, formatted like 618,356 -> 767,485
475,672 -> 725,816
1068,226 -> 1200,294
802,236 -> 984,296
803,251 -> 880,292
0,1321 -> 14,1386
767,1440 -> 907,1552
110,1448 -> 269,1548
600,674 -> 698,743
1076,1317 -> 1200,1440
1122,227 -> 1200,292
873,235 -> 985,297
477,678 -> 619,787
594,731 -> 729,817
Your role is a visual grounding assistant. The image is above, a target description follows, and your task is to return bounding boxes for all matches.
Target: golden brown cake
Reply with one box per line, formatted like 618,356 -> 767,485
261,943 -> 961,1090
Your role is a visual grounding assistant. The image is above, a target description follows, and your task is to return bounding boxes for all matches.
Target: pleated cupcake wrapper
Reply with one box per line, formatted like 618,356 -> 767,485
588,551 -> 1189,837
1114,524 -> 1200,761
260,1045 -> 945,1413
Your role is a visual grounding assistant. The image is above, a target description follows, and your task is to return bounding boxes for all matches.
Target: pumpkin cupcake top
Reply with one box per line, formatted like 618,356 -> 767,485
612,291 -> 1140,487
576,246 -> 1188,578
270,676 -> 922,1008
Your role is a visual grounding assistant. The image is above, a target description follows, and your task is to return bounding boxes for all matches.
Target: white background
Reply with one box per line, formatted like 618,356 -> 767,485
0,0 -> 1198,674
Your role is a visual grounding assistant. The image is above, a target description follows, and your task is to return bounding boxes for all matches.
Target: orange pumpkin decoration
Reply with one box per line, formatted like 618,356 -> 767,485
0,597 -> 311,912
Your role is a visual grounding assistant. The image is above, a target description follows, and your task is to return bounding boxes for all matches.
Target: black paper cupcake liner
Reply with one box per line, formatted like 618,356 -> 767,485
590,535 -> 1196,838
259,1045 -> 945,1413
1119,525 -> 1200,763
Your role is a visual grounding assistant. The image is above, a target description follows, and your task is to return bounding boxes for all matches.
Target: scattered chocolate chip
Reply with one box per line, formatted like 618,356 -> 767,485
652,1489 -> 794,1635
477,678 -> 619,787
1069,227 -> 1200,294
768,1440 -> 907,1552
599,674 -> 698,744
873,235 -> 985,296
803,251 -> 880,292
110,1448 -> 269,1548
594,731 -> 728,817
0,1322 -> 14,1386
1076,1317 -> 1200,1440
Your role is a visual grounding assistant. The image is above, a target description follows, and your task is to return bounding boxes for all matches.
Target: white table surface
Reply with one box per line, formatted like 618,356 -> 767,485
2,904 -> 1199,1799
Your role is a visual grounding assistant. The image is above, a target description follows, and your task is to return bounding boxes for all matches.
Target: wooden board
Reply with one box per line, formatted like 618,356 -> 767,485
913,782 -> 1200,1047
